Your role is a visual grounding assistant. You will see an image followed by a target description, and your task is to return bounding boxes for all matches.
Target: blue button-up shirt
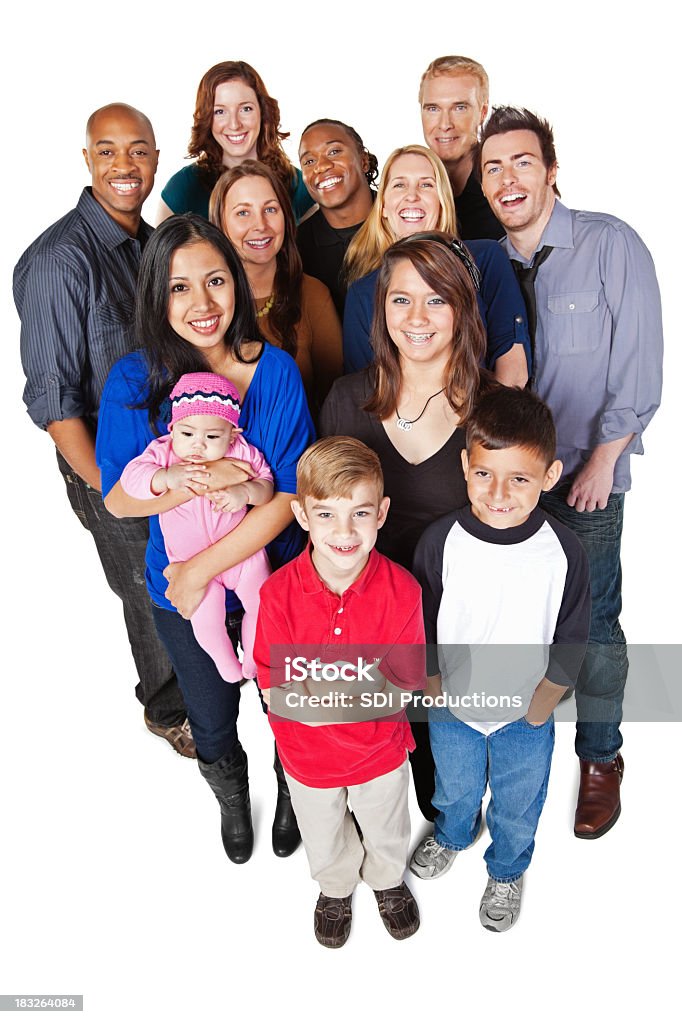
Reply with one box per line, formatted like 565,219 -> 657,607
501,200 -> 663,491
14,187 -> 153,430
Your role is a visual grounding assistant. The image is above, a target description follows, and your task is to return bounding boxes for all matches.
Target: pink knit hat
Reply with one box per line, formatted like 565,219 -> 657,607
168,372 -> 241,430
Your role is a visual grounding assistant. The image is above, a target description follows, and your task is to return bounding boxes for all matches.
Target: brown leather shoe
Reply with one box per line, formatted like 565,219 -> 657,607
374,882 -> 420,940
144,711 -> 197,759
314,894 -> 353,948
574,754 -> 624,839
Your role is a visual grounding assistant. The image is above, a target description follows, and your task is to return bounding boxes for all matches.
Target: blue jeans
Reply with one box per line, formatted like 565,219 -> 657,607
57,453 -> 186,726
540,486 -> 626,761
429,709 -> 554,882
151,603 -> 242,764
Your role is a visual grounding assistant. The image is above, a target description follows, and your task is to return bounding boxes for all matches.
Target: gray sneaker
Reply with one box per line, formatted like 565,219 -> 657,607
409,835 -> 459,880
479,875 -> 524,932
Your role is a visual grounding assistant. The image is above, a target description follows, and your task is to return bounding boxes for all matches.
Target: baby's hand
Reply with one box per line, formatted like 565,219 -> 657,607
210,483 -> 250,513
165,462 -> 209,492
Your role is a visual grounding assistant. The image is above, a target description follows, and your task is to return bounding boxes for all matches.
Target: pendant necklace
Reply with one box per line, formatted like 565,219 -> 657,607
396,387 -> 445,432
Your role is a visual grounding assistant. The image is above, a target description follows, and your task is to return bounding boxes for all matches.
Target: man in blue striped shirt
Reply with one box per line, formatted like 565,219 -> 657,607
14,103 -> 194,757
480,106 -> 663,840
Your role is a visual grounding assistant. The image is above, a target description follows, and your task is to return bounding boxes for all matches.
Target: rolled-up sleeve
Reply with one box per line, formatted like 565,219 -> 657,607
16,253 -> 89,429
597,223 -> 663,452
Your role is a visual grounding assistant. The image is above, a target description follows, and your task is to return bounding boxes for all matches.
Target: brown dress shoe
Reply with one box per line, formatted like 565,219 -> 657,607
314,894 -> 353,948
144,711 -> 197,759
373,882 -> 420,940
574,754 -> 624,839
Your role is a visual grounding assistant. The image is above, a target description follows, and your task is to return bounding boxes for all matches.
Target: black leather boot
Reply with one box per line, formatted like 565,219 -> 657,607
198,742 -> 254,864
272,745 -> 301,857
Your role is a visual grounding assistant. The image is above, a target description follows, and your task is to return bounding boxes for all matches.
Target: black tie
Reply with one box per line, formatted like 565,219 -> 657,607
511,244 -> 553,385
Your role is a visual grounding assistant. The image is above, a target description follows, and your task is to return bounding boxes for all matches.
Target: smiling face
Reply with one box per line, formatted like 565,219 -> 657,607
384,258 -> 455,368
462,442 -> 561,529
382,152 -> 442,238
170,414 -> 234,463
299,123 -> 369,213
292,481 -> 390,592
221,174 -> 285,270
481,129 -> 557,238
167,240 -> 235,360
211,79 -> 261,167
421,73 -> 487,166
82,106 -> 158,233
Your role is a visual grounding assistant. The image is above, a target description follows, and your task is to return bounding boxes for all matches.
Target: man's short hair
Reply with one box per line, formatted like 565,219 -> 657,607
466,387 -> 557,467
296,437 -> 384,504
419,55 -> 489,105
481,106 -> 560,197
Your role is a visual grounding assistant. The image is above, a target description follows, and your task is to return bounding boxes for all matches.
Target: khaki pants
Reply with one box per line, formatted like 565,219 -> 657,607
284,760 -> 411,898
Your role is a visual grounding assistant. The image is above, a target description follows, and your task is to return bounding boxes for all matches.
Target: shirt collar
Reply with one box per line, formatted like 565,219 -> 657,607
296,543 -> 381,597
308,207 -> 369,248
76,187 -> 154,251
504,198 -> 574,264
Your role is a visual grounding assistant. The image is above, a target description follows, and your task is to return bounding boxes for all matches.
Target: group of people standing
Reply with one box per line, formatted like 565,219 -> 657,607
14,54 -> 662,944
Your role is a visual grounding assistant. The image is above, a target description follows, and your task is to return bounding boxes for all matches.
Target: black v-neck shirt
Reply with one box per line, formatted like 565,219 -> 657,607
319,370 -> 467,569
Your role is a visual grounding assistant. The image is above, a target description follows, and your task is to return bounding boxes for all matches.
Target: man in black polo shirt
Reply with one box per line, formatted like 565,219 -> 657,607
14,103 -> 193,756
420,55 -> 503,241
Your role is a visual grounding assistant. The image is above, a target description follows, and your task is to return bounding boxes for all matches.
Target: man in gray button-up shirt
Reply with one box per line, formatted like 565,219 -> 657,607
480,106 -> 663,840
14,103 -> 192,756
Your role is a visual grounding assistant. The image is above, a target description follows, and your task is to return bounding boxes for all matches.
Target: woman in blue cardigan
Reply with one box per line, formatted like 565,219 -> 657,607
97,215 -> 315,865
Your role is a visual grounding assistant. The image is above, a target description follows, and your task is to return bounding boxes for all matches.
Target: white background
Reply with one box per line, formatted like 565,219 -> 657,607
1,2 -> 678,1022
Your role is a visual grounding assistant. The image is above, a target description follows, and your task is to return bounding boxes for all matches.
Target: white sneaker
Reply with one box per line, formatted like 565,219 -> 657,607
479,875 -> 524,932
409,835 -> 459,880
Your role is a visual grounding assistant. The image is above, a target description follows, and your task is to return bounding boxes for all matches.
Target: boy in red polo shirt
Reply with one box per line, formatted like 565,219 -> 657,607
255,437 -> 425,948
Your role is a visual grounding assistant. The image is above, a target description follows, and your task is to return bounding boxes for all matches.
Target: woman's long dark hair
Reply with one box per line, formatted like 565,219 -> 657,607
135,214 -> 261,428
209,161 -> 302,355
365,233 -> 488,424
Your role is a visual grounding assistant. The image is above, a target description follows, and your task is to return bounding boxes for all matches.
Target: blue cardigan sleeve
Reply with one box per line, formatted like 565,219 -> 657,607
342,272 -> 376,373
240,345 -> 315,496
467,239 -> 531,372
96,351 -> 155,498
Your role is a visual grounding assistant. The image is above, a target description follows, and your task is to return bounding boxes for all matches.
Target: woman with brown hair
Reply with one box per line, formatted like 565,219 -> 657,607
158,60 -> 313,224
320,233 -> 495,820
209,161 -> 342,413
342,144 -> 529,385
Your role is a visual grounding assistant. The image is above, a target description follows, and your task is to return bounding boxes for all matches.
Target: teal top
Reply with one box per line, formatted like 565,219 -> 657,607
160,162 -> 314,223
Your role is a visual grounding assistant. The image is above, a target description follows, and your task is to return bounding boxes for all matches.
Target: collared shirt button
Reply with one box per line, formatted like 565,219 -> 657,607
569,303 -> 575,310
338,607 -> 344,614
334,627 -> 342,635
515,315 -> 524,323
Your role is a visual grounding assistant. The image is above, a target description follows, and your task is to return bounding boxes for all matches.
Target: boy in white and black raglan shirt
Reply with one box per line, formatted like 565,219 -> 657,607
411,387 -> 591,932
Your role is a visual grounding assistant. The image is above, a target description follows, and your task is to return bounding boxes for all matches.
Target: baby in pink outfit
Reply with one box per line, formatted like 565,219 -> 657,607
121,372 -> 273,682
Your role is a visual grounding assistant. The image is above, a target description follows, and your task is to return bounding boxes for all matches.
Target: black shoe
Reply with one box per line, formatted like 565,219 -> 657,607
198,743 -> 254,864
272,746 -> 301,857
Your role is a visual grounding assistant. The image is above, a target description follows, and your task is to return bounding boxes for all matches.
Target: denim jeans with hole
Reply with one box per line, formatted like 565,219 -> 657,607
540,485 -> 626,761
429,709 -> 555,882
57,452 -> 186,726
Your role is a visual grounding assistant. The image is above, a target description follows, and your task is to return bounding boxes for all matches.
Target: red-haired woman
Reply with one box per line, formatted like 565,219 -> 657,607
158,60 -> 313,224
